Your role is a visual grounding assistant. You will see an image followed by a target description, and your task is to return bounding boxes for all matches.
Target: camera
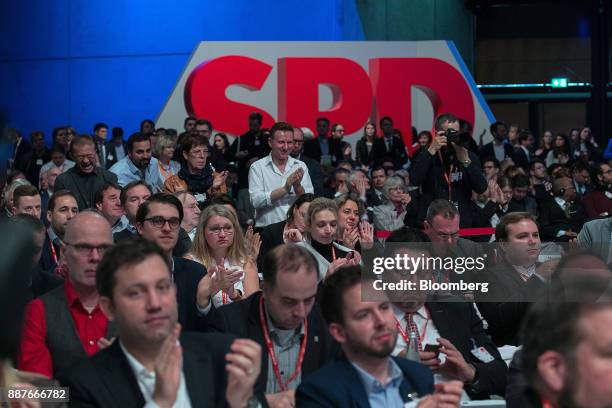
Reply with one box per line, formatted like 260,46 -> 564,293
445,128 -> 472,147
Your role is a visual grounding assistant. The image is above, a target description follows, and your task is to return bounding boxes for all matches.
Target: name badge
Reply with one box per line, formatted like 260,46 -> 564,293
195,193 -> 206,203
471,346 -> 495,363
107,154 -> 114,161
36,159 -> 43,166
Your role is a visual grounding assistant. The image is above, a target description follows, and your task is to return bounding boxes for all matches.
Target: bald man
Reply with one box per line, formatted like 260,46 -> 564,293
18,210 -> 117,379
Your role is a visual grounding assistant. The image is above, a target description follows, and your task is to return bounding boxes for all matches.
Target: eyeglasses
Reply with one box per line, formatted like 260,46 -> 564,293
144,216 -> 181,229
207,226 -> 234,235
65,242 -> 112,255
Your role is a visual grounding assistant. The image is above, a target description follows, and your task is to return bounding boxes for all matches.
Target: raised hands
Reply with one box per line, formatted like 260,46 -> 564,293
226,339 -> 262,408
153,324 -> 182,408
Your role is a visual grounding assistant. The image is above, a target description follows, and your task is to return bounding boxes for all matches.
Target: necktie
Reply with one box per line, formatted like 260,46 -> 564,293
405,312 -> 422,351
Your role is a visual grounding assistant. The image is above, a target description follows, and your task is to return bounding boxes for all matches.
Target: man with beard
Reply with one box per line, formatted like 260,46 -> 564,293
297,265 -> 463,407
515,285 -> 612,408
582,162 -> 612,218
59,239 -> 264,407
55,135 -> 118,210
110,132 -> 162,192
39,190 -> 79,270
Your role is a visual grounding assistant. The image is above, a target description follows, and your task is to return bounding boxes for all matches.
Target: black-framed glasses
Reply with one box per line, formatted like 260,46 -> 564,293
144,216 -> 181,230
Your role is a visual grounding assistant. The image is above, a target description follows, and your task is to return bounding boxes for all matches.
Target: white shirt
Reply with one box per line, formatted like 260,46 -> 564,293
391,305 -> 440,356
248,154 -> 313,227
120,341 -> 192,408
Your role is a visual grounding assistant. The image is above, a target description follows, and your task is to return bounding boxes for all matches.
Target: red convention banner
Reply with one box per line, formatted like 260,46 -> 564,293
157,41 -> 495,149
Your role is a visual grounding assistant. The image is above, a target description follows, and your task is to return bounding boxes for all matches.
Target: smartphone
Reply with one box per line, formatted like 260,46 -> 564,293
424,344 -> 441,355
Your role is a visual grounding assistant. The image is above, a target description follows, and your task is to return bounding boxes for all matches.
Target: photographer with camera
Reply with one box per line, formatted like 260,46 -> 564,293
410,113 -> 487,228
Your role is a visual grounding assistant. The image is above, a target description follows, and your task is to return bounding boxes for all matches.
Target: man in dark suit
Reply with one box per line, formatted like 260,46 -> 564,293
104,126 -> 128,169
303,117 -> 342,166
480,121 -> 514,163
59,239 -> 264,408
55,135 -> 118,210
476,212 -> 552,346
538,175 -> 587,241
135,193 -> 209,331
39,190 -> 79,271
291,127 -> 324,196
296,266 -> 463,407
512,130 -> 535,171
206,244 -> 336,408
372,116 -> 408,170
8,128 -> 31,170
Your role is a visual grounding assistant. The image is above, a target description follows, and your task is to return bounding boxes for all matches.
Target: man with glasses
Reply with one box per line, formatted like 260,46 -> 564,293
55,135 -> 118,210
135,193 -> 210,331
18,210 -> 116,378
290,127 -> 324,196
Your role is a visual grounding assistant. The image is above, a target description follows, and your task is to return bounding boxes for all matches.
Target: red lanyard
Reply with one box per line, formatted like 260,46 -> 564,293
331,245 -> 336,262
259,296 -> 308,391
395,307 -> 429,347
47,231 -> 58,264
541,398 -> 555,408
443,164 -> 454,202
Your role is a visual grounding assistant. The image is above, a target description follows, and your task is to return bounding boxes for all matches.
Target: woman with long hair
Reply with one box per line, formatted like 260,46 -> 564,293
355,121 -> 377,169
212,132 -> 235,164
296,197 -> 360,281
534,130 -> 554,160
190,204 -> 259,308
545,133 -> 571,167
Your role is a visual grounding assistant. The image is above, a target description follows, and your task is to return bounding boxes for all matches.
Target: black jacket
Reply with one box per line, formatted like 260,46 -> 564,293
54,166 -> 118,210
303,136 -> 342,165
480,142 -> 514,162
173,256 -> 208,331
58,332 -> 236,407
205,291 -> 337,394
538,197 -> 587,241
104,140 -> 127,169
410,150 -> 487,228
372,136 -> 408,169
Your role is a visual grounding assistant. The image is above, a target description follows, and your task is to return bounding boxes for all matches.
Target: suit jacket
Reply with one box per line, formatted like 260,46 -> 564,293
355,138 -> 375,167
104,140 -> 127,169
372,136 -> 408,169
257,220 -> 286,272
173,256 -> 208,331
303,136 -> 342,165
578,217 -> 612,265
480,142 -> 514,162
512,147 -> 531,170
54,166 -> 118,210
205,291 -> 336,394
39,232 -> 60,271
538,197 -> 587,241
427,301 -> 508,399
296,355 -> 433,407
296,154 -> 324,196
58,332 -> 236,407
476,256 -> 546,346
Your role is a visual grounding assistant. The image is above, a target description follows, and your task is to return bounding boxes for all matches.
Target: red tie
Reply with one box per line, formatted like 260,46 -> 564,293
405,312 -> 422,351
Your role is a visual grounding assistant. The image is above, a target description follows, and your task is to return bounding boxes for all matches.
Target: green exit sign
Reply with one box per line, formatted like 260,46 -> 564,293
551,77 -> 568,88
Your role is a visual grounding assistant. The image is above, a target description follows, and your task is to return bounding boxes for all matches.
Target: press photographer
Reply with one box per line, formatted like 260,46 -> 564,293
410,113 -> 488,228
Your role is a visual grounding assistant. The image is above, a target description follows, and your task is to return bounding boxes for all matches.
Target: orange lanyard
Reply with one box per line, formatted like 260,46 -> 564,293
259,296 -> 308,391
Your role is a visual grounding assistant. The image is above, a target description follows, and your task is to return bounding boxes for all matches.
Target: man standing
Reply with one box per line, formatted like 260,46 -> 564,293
104,126 -> 127,169
93,123 -> 109,169
17,130 -> 50,187
297,266 -> 463,407
373,116 -> 408,170
18,211 -> 116,378
303,117 -> 341,166
135,193 -> 208,331
290,127 -> 324,196
94,182 -> 127,233
480,121 -> 514,163
60,239 -> 263,407
206,244 -> 335,407
110,132 -> 162,192
55,135 -> 118,210
249,122 -> 314,228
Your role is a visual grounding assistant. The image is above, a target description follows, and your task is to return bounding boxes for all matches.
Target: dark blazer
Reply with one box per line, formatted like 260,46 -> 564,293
355,138 -> 375,168
427,301 -> 508,399
58,332 -> 236,407
39,232 -> 60,271
512,147 -> 531,170
476,256 -> 546,346
372,136 -> 408,170
480,142 -> 514,162
205,291 -> 336,394
173,256 -> 208,331
257,220 -> 286,272
296,154 -> 324,196
104,140 -> 127,169
296,355 -> 433,407
28,265 -> 64,301
54,166 -> 118,210
303,136 -> 342,165
113,228 -> 138,243
538,197 -> 587,241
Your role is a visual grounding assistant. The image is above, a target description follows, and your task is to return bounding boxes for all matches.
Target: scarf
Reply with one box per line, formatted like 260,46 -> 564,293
178,164 -> 213,194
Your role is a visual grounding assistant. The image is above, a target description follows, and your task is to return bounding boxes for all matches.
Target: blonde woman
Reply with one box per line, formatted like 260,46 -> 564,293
190,204 -> 259,309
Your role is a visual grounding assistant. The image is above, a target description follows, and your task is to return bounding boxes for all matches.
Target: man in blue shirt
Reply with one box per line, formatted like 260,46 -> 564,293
296,266 -> 463,407
109,132 -> 162,192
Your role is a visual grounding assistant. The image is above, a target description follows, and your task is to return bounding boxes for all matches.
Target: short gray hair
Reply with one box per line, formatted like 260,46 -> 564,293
382,176 -> 405,199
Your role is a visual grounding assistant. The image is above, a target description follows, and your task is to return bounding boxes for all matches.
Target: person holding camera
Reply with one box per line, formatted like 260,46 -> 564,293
410,113 -> 488,229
